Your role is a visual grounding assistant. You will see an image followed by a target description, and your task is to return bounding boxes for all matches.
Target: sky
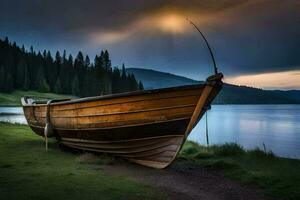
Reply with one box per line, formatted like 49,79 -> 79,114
0,0 -> 299,89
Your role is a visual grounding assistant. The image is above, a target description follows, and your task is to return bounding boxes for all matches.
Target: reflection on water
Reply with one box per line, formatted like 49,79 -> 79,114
0,107 -> 27,124
0,105 -> 299,158
189,105 -> 300,158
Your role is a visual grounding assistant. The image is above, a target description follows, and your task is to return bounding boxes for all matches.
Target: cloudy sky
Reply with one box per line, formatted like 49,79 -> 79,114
1,0 -> 299,89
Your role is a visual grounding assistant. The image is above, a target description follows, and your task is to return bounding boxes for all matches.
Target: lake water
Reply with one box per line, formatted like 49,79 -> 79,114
0,105 -> 299,159
189,105 -> 300,159
0,107 -> 27,124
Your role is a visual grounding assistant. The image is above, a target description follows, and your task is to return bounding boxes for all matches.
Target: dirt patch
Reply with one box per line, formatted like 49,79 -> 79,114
100,158 -> 276,200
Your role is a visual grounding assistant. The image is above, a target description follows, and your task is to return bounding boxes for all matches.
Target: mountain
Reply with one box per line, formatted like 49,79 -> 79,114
126,68 -> 199,89
127,68 -> 300,104
272,90 -> 300,101
215,84 -> 299,104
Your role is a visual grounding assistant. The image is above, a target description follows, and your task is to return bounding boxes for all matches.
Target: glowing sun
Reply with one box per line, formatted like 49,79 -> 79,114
158,14 -> 186,33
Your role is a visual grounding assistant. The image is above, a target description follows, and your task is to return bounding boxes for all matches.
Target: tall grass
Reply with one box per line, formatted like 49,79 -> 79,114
180,141 -> 300,200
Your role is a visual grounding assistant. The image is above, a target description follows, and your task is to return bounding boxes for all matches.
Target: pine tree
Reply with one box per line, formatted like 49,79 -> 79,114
121,64 -> 126,79
30,46 -> 34,54
21,45 -> 25,53
62,50 -> 67,64
138,81 -> 144,90
112,67 -> 121,93
4,37 -> 8,44
23,65 -> 30,90
128,74 -> 138,91
4,72 -> 14,92
104,50 -> 111,71
5,48 -> 15,77
68,54 -> 73,66
0,66 -> 5,91
51,51 -> 62,91
16,58 -> 27,89
55,51 -> 62,65
63,54 -> 74,94
45,51 -> 55,91
35,67 -> 49,92
38,78 -> 50,93
121,64 -> 130,92
75,51 -> 84,69
54,77 -> 62,94
72,76 -> 80,96
85,55 -> 90,67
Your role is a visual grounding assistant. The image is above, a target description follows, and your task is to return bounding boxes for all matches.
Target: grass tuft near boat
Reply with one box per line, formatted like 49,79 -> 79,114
21,73 -> 223,169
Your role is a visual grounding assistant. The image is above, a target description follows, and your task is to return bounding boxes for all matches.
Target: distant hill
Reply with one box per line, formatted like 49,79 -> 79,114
127,68 -> 300,104
126,68 -> 199,89
214,84 -> 299,104
272,90 -> 300,101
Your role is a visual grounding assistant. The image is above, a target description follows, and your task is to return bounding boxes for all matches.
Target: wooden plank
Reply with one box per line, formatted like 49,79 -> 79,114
61,134 -> 182,144
63,142 -> 179,155
28,117 -> 190,131
51,87 -> 202,111
32,93 -> 200,118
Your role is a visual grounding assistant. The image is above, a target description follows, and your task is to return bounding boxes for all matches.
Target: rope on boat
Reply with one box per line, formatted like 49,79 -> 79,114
44,100 -> 54,151
205,111 -> 209,146
205,105 -> 211,146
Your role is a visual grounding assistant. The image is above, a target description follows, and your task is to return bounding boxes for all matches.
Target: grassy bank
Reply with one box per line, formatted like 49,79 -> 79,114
0,90 -> 74,106
180,141 -> 300,200
2,122 -> 299,200
0,122 -> 160,200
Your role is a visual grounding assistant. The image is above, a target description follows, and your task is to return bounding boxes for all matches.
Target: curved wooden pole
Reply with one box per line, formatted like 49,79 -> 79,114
186,18 -> 218,75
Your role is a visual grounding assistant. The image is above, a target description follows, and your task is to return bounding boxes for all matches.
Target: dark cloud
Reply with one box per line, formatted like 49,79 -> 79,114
0,0 -> 247,32
0,0 -> 299,80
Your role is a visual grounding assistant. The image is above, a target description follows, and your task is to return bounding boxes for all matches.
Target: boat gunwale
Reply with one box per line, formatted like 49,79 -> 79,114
22,83 -> 205,107
28,93 -> 201,113
51,93 -> 201,111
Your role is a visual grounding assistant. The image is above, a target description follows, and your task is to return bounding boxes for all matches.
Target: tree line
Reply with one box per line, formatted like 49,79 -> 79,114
0,37 -> 143,97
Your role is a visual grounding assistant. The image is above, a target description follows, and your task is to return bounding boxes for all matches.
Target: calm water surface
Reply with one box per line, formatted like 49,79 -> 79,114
189,105 -> 300,158
0,107 -> 26,124
0,105 -> 299,158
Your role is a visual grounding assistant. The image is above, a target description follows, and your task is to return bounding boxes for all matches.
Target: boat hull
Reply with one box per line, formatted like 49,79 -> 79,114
22,75 -> 222,168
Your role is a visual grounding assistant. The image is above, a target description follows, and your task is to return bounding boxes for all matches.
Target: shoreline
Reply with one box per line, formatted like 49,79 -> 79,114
0,90 -> 74,107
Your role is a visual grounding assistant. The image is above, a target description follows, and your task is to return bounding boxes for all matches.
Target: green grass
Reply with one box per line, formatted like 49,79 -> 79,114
0,90 -> 75,106
2,122 -> 298,200
0,123 -> 161,200
180,141 -> 300,200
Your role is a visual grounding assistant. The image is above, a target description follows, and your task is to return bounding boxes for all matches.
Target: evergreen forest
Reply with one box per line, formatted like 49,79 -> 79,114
0,37 -> 143,97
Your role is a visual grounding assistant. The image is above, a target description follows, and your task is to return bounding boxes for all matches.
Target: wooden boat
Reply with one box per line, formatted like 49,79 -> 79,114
22,20 -> 224,168
21,73 -> 223,168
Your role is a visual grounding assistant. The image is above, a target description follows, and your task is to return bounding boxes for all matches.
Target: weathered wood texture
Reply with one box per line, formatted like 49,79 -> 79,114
22,74 -> 223,168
